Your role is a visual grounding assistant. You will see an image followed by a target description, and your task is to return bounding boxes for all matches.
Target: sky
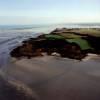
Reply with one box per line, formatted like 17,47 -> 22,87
0,0 -> 100,25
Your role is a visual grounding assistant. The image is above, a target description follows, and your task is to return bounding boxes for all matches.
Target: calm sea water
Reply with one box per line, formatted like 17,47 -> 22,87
0,23 -> 100,68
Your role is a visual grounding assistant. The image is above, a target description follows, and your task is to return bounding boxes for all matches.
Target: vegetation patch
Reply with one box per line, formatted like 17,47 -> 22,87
66,38 -> 93,50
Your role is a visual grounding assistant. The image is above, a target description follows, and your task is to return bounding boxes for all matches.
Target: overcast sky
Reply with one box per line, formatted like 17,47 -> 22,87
0,0 -> 100,25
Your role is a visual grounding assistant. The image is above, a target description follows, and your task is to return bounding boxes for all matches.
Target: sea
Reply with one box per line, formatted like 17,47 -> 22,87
0,23 -> 100,68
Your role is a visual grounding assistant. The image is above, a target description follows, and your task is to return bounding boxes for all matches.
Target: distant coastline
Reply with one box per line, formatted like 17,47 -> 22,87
0,23 -> 100,30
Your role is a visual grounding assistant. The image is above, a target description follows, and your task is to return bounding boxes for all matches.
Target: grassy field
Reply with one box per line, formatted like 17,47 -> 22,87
66,38 -> 93,50
59,33 -> 82,38
72,28 -> 100,37
44,28 -> 99,51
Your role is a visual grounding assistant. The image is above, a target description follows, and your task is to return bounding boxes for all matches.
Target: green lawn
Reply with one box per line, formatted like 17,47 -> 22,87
66,38 -> 93,50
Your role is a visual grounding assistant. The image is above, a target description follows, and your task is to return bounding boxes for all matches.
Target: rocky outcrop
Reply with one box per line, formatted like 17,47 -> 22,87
84,36 -> 100,54
10,28 -> 100,60
10,39 -> 87,60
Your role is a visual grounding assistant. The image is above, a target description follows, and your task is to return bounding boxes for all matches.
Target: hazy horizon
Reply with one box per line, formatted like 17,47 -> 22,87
0,0 -> 100,25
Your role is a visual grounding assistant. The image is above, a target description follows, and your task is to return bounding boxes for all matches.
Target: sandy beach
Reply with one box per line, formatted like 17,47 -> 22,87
0,25 -> 100,100
3,55 -> 100,100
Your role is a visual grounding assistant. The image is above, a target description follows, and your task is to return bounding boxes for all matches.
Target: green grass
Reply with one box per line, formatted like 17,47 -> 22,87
45,33 -> 93,50
74,29 -> 100,37
66,38 -> 93,50
45,34 -> 65,40
59,33 -> 82,39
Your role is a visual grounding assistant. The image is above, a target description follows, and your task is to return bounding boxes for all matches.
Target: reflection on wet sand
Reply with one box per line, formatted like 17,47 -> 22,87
3,55 -> 100,100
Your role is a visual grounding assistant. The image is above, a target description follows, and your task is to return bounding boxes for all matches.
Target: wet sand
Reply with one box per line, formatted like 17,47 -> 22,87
4,55 -> 100,100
